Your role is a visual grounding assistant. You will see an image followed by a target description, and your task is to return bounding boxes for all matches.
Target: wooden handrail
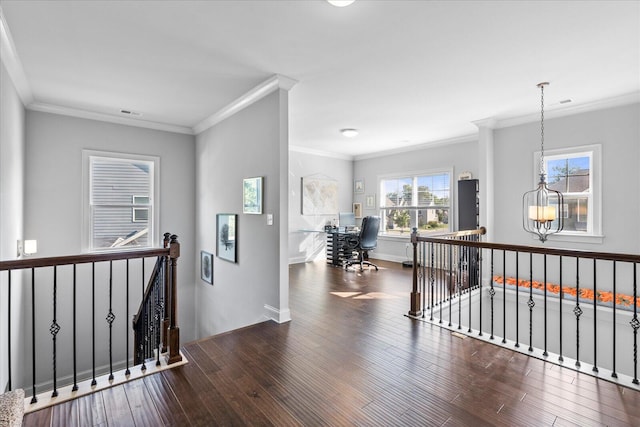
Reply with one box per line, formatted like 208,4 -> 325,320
413,233 -> 640,264
0,247 -> 170,271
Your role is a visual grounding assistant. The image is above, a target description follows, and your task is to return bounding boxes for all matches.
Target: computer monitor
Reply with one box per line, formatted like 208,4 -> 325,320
339,212 -> 356,229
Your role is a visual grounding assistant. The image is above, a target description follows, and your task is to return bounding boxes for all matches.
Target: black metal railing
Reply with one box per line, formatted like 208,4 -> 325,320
0,232 -> 181,404
409,227 -> 640,389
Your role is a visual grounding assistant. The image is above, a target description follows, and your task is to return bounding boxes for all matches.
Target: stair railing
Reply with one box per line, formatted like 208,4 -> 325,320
0,232 -> 181,406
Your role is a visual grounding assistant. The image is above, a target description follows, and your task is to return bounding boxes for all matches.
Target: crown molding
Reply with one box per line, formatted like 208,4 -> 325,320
28,102 -> 195,135
353,134 -> 478,161
193,74 -> 298,135
0,6 -> 34,105
289,144 -> 354,161
494,91 -> 640,129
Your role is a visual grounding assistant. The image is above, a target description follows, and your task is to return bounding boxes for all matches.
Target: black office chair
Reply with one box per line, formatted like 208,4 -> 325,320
344,216 -> 380,272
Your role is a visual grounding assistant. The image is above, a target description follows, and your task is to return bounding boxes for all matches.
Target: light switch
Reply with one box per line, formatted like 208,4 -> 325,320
267,214 -> 274,225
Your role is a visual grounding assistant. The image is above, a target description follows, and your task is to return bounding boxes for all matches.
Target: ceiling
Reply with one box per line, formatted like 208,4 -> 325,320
1,0 -> 638,158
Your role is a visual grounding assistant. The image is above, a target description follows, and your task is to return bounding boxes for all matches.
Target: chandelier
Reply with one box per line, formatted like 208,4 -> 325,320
522,82 -> 564,242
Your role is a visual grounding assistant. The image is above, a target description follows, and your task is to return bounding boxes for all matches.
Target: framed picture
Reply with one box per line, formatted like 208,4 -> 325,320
353,202 -> 362,219
243,176 -> 263,214
200,250 -> 213,284
217,214 -> 237,263
354,179 -> 364,194
365,194 -> 376,209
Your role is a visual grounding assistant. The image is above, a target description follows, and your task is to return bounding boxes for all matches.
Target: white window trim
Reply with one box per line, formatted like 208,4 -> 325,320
377,167 -> 454,238
532,144 -> 603,244
82,150 -> 160,252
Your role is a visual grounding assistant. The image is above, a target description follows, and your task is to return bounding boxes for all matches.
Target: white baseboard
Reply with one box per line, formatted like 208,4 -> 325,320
264,304 -> 291,323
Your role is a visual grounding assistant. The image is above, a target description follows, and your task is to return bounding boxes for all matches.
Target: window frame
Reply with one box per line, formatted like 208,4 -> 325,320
82,150 -> 160,252
378,168 -> 453,238
533,144 -> 602,243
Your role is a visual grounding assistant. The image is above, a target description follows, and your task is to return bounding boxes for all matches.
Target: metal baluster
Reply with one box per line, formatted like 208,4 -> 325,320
611,261 -> 617,378
156,267 -> 162,366
125,259 -> 130,376
448,244 -> 452,327
91,262 -> 97,386
478,246 -> 483,337
141,258 -> 147,371
574,257 -> 582,368
468,241 -> 473,333
528,253 -> 534,352
558,256 -> 564,362
502,250 -> 506,344
458,245 -> 462,330
72,265 -> 78,391
592,259 -> 598,373
490,249 -> 495,340
30,268 -> 37,403
51,266 -> 60,397
429,242 -> 434,321
515,252 -> 520,348
421,242 -> 426,318
7,270 -> 12,391
107,260 -> 115,381
631,263 -> 639,384
439,244 -> 443,323
543,255 -> 548,357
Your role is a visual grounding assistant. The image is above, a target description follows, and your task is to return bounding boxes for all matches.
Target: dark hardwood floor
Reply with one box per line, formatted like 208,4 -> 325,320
24,259 -> 640,426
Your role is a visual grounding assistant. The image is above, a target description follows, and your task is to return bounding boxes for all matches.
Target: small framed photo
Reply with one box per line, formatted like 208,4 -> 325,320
365,194 -> 376,209
243,176 -> 263,214
353,202 -> 362,219
354,179 -> 364,194
217,213 -> 237,263
200,250 -> 213,284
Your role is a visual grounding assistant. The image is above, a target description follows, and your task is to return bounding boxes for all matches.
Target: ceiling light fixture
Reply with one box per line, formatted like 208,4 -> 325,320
522,82 -> 564,243
327,0 -> 356,7
340,128 -> 359,138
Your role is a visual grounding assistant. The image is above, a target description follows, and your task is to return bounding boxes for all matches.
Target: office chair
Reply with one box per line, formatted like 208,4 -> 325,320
344,216 -> 380,272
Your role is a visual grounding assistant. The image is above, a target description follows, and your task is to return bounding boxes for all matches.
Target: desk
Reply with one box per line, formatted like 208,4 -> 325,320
325,229 -> 359,267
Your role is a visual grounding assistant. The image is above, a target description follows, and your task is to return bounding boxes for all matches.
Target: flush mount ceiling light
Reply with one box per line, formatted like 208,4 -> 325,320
327,0 -> 356,7
522,82 -> 564,243
340,128 -> 359,138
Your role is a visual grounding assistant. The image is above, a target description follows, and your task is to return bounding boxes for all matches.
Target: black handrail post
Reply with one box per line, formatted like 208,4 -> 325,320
408,228 -> 422,317
167,235 -> 183,364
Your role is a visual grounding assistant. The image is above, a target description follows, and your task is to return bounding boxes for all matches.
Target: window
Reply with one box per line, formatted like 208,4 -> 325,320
379,170 -> 451,236
84,151 -> 158,251
538,145 -> 601,239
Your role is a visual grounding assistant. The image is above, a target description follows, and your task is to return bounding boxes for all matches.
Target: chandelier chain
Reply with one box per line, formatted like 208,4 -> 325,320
539,83 -> 545,176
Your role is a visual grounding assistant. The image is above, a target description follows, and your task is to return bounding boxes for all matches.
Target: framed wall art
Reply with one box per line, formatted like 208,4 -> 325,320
243,176 -> 263,214
354,179 -> 364,194
365,194 -> 376,209
200,250 -> 213,284
353,202 -> 362,219
217,213 -> 237,263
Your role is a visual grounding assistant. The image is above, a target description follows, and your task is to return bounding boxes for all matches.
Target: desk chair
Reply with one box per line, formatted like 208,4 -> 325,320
344,216 -> 380,272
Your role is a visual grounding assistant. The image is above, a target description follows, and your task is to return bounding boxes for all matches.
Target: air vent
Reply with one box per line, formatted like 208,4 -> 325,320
119,109 -> 142,117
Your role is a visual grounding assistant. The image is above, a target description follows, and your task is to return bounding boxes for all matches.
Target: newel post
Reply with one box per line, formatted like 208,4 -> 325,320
161,233 -> 171,353
167,234 -> 183,364
409,228 -> 422,317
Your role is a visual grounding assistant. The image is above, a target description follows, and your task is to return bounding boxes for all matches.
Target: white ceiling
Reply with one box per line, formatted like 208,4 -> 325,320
1,0 -> 639,158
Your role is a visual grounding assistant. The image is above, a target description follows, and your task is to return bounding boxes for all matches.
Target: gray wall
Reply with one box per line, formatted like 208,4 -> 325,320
0,61 -> 26,391
353,139 -> 479,262
288,149 -> 353,264
22,111 -> 196,388
195,90 -> 290,339
493,103 -> 640,252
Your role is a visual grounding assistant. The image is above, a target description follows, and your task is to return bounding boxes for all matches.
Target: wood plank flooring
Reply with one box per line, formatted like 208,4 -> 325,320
23,259 -> 640,426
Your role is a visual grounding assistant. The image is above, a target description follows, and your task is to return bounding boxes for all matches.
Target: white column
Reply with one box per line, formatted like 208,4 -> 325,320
473,118 -> 496,243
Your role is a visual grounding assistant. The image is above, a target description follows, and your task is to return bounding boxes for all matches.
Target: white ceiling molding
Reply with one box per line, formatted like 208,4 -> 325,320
0,6 -> 34,105
494,91 -> 640,130
192,74 -> 298,135
28,102 -> 194,135
353,134 -> 478,161
289,144 -> 354,161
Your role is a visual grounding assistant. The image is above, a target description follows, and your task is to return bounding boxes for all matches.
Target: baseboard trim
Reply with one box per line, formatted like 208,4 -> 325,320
264,304 -> 292,323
